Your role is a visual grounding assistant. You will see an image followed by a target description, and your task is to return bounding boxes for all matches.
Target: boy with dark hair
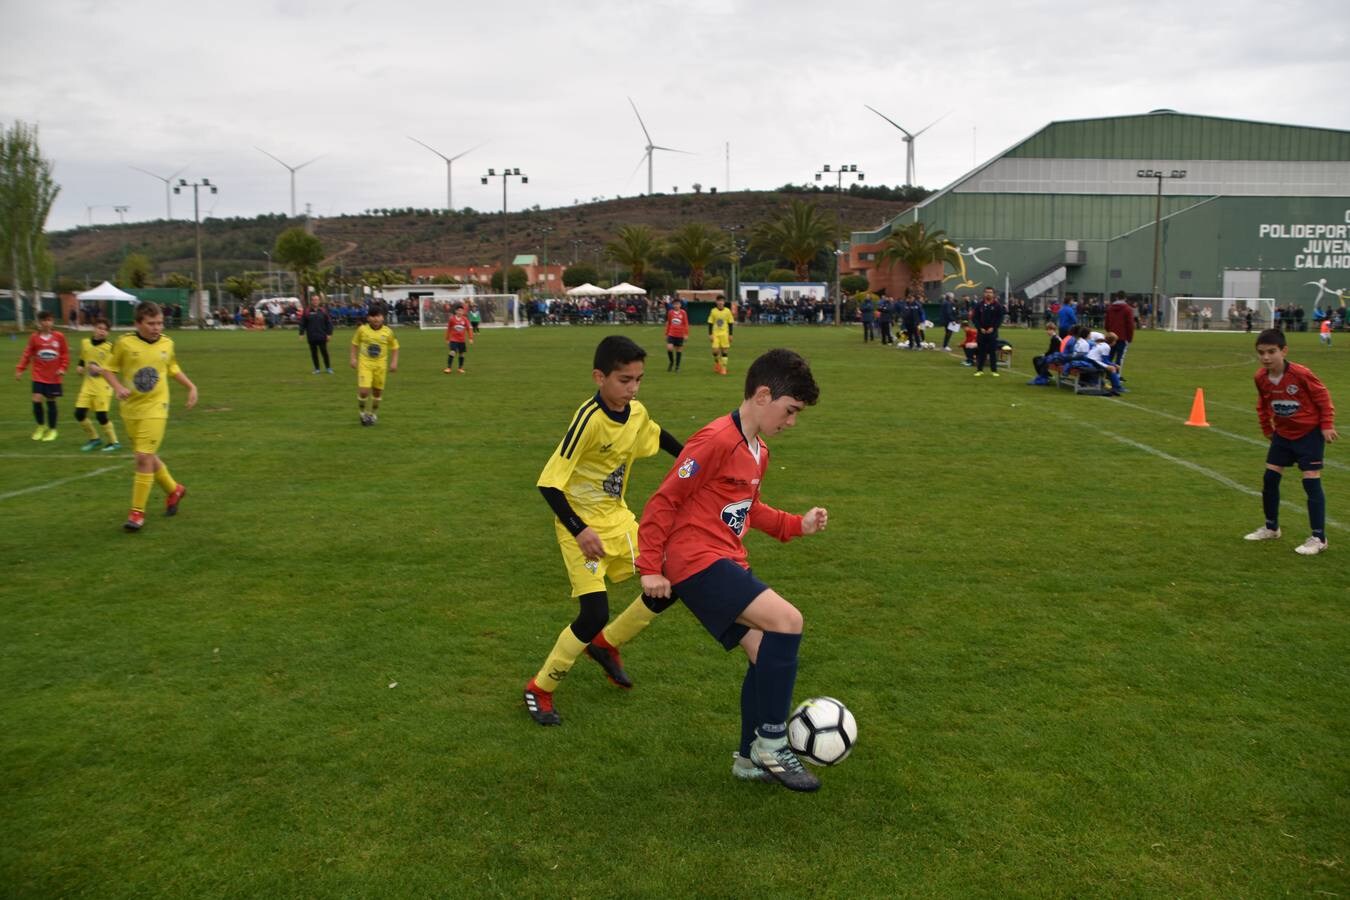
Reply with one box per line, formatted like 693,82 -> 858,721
100,302 -> 198,532
664,298 -> 688,372
638,348 -> 828,791
525,335 -> 685,725
1244,329 -> 1338,555
14,310 -> 69,442
443,303 -> 473,374
74,317 -> 120,451
350,303 -> 399,425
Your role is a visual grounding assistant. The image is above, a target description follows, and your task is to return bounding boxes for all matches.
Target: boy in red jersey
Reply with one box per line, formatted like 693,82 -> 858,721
14,311 -> 69,442
664,298 -> 689,372
638,348 -> 828,791
443,303 -> 474,374
1244,329 -> 1338,555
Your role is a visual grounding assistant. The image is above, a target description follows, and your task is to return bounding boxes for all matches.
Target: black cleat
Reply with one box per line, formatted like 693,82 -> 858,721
523,679 -> 561,726
586,641 -> 634,689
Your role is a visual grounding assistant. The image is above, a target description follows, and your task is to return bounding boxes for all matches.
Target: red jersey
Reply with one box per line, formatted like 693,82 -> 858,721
665,308 -> 689,339
1254,362 -> 1335,439
16,330 -> 69,384
445,315 -> 472,344
637,410 -> 802,584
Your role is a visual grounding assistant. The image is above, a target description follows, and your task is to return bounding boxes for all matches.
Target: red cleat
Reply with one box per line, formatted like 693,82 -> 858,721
523,679 -> 561,725
165,484 -> 187,517
124,510 -> 145,532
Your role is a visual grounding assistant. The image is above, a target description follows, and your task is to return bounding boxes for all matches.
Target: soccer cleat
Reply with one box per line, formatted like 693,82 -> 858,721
31,425 -> 45,441
165,484 -> 187,516
123,510 -> 145,532
991,372 -> 1000,378
326,368 -> 334,374
458,368 -> 465,374
81,439 -> 103,452
732,752 -> 776,783
749,736 -> 820,792
523,679 -> 561,726
101,442 -> 121,452
312,368 -> 322,375
974,371 -> 984,377
585,641 -> 634,689
1294,536 -> 1328,556
369,413 -> 378,424
1244,526 -> 1281,541
443,367 -> 453,374
41,428 -> 58,442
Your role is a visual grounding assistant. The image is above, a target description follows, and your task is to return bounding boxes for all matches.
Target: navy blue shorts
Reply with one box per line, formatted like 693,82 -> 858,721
449,341 -> 467,354
666,336 -> 685,347
1267,429 -> 1325,471
672,558 -> 769,651
31,381 -> 63,398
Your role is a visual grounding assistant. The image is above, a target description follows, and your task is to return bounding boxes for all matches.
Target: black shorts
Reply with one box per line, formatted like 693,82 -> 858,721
666,336 -> 685,347
672,558 -> 769,650
449,341 -> 467,354
1267,429 -> 1325,472
31,381 -> 63,398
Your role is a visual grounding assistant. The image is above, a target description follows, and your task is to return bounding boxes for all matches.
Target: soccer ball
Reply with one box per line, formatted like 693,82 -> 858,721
787,696 -> 857,766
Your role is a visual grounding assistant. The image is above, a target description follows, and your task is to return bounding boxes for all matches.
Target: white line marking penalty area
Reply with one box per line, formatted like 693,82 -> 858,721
0,465 -> 124,502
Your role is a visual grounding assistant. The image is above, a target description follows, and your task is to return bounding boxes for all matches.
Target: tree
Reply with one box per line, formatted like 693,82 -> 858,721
273,226 -> 324,299
840,274 -> 870,295
563,263 -> 600,287
0,121 -> 60,329
876,221 -> 961,297
767,268 -> 798,283
750,199 -> 834,280
117,253 -> 154,289
163,272 -> 195,290
666,223 -> 729,290
490,266 -> 527,292
223,274 -> 260,304
605,224 -> 660,284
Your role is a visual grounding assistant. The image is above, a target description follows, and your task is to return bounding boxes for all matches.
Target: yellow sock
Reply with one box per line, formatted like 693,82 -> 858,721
79,418 -> 98,439
533,626 -> 588,692
154,464 -> 177,493
602,594 -> 658,648
103,421 -> 118,443
131,472 -> 154,512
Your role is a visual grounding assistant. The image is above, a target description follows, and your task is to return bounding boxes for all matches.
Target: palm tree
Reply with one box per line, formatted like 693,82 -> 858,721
666,223 -> 729,290
605,224 -> 661,284
750,199 -> 834,280
876,221 -> 961,297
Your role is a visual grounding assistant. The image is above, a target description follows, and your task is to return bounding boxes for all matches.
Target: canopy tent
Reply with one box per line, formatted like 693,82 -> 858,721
75,280 -> 141,328
606,282 -> 647,295
77,281 -> 138,302
566,283 -> 608,297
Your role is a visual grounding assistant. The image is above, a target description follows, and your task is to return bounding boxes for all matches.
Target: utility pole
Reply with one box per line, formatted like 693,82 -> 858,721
174,177 -> 218,322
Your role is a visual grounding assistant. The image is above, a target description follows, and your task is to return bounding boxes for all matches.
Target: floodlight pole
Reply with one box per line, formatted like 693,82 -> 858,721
174,177 -> 218,323
815,163 -> 864,325
482,167 -> 528,304
113,205 -> 130,224
1138,169 -> 1186,329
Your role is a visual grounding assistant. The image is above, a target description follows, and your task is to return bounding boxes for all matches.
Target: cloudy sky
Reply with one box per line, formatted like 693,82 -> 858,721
5,0 -> 1348,233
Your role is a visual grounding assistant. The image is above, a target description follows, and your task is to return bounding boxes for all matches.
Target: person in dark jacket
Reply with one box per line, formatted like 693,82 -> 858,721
939,292 -> 958,351
876,288 -> 894,345
860,295 -> 875,342
300,295 -> 335,373
1104,291 -> 1136,369
971,287 -> 1006,376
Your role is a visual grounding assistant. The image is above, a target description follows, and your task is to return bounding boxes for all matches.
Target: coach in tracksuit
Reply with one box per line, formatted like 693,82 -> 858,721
300,295 -> 335,373
971,287 -> 1005,375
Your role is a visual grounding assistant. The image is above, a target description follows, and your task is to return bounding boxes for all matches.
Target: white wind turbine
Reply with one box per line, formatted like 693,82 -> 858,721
864,105 -> 950,187
129,164 -> 188,220
408,137 -> 483,211
629,97 -> 691,196
255,146 -> 326,217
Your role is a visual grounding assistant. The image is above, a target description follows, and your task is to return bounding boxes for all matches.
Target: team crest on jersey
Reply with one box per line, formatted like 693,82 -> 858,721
602,464 -> 626,498
1286,385 -> 1299,395
678,457 -> 699,479
133,366 -> 159,393
366,343 -> 382,358
37,348 -> 59,361
721,499 -> 751,536
1271,399 -> 1300,417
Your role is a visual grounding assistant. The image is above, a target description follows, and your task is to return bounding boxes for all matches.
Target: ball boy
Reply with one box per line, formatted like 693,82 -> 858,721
1244,328 -> 1338,555
74,317 -> 120,451
14,310 -> 69,442
350,303 -> 399,425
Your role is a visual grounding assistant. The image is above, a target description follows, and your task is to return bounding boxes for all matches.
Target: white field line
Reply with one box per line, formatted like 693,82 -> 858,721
0,465 -> 123,501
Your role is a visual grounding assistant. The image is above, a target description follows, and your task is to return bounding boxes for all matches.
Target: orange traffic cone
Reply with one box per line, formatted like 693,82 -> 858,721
1184,388 -> 1210,427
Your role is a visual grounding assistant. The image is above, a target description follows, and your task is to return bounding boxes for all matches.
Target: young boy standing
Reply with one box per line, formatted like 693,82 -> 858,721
443,303 -> 473,374
350,303 -> 399,425
525,335 -> 684,726
14,310 -> 69,442
1244,328 -> 1338,555
664,298 -> 688,372
708,295 -> 735,375
637,348 -> 828,792
74,317 -> 120,451
100,302 -> 198,532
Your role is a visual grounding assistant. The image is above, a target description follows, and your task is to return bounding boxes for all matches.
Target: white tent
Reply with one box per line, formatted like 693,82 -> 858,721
77,281 -> 137,302
566,283 -> 608,297
606,282 -> 647,295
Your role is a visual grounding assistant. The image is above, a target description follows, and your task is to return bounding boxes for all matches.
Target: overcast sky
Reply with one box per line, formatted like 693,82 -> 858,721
5,0 -> 1348,234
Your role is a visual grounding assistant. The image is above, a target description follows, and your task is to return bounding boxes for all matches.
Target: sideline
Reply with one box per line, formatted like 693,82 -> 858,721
0,465 -> 124,501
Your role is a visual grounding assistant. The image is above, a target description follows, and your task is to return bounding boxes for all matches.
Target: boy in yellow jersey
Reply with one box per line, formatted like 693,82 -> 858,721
708,294 -> 735,375
350,303 -> 399,426
100,302 -> 198,532
74,317 -> 121,452
524,335 -> 685,726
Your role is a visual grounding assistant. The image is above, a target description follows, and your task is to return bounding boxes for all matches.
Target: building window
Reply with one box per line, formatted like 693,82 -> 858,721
1109,269 -> 1122,279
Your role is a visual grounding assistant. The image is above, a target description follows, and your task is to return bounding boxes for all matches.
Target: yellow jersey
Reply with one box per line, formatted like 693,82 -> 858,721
108,333 -> 181,419
537,394 -> 661,533
708,307 -> 735,335
352,324 -> 399,367
78,337 -> 115,400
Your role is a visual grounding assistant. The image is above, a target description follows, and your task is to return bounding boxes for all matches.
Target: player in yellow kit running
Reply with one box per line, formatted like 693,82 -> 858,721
350,303 -> 399,426
708,294 -> 735,375
74,317 -> 120,452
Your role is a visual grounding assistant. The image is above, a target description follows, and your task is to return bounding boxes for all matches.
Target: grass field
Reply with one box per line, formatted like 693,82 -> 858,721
2,323 -> 1347,898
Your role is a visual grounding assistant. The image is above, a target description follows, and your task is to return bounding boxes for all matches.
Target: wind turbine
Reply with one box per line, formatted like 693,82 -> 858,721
255,147 -> 325,217
129,164 -> 188,219
407,137 -> 483,212
864,105 -> 950,187
628,97 -> 691,196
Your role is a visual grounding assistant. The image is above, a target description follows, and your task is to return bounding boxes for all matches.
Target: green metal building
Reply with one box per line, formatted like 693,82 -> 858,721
853,110 -> 1350,310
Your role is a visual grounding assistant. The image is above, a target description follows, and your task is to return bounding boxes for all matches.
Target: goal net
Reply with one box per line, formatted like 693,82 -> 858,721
1166,296 -> 1275,332
418,294 -> 523,329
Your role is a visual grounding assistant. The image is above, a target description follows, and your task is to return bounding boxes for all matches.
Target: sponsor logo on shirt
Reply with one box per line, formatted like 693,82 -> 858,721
677,457 -> 699,479
602,464 -> 626,498
37,348 -> 59,361
133,366 -> 159,393
721,499 -> 751,536
1271,399 -> 1300,417
366,343 -> 382,358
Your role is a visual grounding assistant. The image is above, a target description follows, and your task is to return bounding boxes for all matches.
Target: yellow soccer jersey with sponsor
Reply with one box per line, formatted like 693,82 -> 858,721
708,307 -> 734,336
537,394 -> 661,534
78,337 -> 115,401
109,333 -> 181,419
352,324 -> 398,368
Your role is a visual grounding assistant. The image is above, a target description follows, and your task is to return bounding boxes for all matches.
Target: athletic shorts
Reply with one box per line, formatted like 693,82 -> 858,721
555,519 -> 639,597
672,558 -> 769,650
357,365 -> 388,390
665,336 -> 685,347
31,381 -> 63,398
711,335 -> 730,351
449,341 -> 467,354
122,416 -> 167,454
1267,429 -> 1325,472
75,385 -> 112,413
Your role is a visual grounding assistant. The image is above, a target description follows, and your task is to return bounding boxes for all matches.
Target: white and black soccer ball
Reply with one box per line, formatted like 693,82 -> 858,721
787,696 -> 857,766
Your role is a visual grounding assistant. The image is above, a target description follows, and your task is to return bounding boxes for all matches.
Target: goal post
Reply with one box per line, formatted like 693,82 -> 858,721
1166,296 -> 1275,332
418,294 -> 524,329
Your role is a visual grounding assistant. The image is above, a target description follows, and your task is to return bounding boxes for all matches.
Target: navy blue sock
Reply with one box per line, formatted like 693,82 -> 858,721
754,631 -> 802,741
45,401 -> 57,428
1263,469 -> 1282,530
1303,477 -> 1326,540
739,663 -> 757,757
32,401 -> 43,425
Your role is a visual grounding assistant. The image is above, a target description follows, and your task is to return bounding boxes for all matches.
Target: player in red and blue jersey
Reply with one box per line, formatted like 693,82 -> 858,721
664,299 -> 689,372
443,303 -> 474,374
14,310 -> 69,442
637,348 -> 828,791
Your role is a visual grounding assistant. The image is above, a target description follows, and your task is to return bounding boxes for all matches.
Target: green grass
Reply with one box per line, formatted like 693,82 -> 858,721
2,324 -> 1347,898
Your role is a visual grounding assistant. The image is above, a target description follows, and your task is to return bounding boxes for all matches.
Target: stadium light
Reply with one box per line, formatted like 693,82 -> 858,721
815,163 -> 864,325
1138,168 -> 1188,328
483,167 -> 528,297
113,205 -> 130,224
173,176 -> 219,322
